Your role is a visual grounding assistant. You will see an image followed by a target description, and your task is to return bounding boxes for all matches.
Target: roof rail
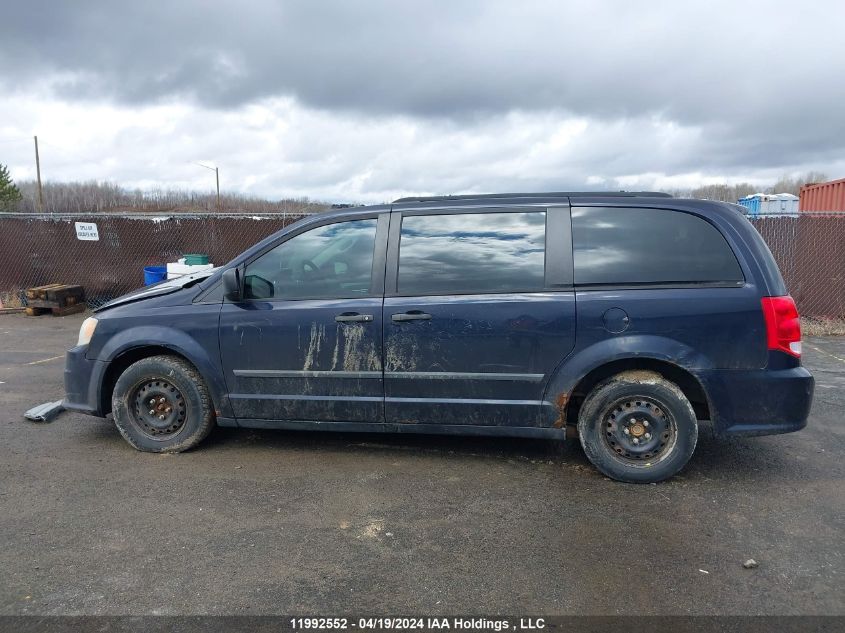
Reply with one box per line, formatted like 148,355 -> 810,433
393,191 -> 673,203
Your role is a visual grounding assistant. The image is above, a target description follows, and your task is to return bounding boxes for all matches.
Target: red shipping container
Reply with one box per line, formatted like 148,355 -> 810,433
799,177 -> 845,211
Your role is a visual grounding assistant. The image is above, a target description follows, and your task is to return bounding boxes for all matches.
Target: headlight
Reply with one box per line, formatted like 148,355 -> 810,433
77,317 -> 98,346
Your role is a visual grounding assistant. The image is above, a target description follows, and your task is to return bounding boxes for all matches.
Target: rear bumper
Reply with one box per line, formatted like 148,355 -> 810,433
699,366 -> 814,436
63,345 -> 105,417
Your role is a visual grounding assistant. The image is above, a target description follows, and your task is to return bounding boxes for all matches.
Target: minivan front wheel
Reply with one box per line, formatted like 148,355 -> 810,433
577,371 -> 698,483
111,355 -> 215,453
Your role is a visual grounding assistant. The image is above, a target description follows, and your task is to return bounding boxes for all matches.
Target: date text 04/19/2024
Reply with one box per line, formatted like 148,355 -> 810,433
289,618 -> 546,631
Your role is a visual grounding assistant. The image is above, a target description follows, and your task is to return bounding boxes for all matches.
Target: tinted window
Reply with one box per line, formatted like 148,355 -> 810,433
397,211 -> 545,295
572,207 -> 743,285
244,219 -> 377,300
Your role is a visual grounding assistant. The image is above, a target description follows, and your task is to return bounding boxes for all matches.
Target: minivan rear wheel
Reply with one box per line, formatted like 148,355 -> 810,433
577,371 -> 698,483
111,355 -> 214,453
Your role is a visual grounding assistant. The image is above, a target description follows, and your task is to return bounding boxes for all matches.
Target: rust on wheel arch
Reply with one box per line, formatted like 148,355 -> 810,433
553,392 -> 569,428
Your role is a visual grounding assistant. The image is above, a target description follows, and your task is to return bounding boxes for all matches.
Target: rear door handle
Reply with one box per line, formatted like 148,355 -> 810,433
391,311 -> 432,322
335,312 -> 373,323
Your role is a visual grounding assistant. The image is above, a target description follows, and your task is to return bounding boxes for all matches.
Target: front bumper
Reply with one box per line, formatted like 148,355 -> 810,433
63,345 -> 106,417
699,365 -> 814,436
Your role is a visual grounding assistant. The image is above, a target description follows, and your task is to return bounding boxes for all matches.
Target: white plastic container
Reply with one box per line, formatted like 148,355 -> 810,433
166,262 -> 215,280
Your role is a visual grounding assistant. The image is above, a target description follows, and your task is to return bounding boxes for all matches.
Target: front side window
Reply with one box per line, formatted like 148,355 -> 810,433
244,219 -> 377,300
397,211 -> 546,295
572,207 -> 743,285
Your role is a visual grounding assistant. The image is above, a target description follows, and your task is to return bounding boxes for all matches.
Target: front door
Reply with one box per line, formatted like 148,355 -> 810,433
382,206 -> 576,428
219,214 -> 388,423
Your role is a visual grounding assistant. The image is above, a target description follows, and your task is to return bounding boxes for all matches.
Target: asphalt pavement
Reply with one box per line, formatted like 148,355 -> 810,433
0,312 -> 842,615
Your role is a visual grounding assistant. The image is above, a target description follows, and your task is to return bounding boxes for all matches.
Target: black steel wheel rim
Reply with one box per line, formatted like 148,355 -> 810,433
129,378 -> 187,440
601,396 -> 677,466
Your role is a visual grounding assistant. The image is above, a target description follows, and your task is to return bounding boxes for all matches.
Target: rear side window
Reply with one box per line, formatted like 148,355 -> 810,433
572,207 -> 743,285
397,211 -> 545,295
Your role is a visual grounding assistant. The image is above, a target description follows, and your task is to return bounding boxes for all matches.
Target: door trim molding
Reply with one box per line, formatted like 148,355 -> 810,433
387,371 -> 545,382
386,396 -> 547,406
233,369 -> 545,382
229,393 -> 383,402
233,369 -> 381,379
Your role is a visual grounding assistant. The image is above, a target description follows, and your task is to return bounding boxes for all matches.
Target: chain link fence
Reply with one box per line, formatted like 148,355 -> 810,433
748,212 -> 845,317
0,210 -> 843,317
0,212 -> 309,308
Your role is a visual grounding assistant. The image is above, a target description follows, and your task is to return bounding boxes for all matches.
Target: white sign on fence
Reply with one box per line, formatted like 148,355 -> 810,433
74,222 -> 99,241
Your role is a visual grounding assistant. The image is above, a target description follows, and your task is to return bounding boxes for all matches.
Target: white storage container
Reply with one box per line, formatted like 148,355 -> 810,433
166,262 -> 215,279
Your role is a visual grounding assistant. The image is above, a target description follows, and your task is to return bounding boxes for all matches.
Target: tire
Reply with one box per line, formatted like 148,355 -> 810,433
111,355 -> 215,453
577,370 -> 698,483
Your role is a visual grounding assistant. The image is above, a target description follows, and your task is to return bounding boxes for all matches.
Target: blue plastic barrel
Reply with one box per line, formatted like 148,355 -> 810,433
143,266 -> 167,285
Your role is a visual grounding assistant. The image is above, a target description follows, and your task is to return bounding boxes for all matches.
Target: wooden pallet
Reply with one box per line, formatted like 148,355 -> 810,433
25,283 -> 65,301
25,284 -> 86,317
26,304 -> 86,317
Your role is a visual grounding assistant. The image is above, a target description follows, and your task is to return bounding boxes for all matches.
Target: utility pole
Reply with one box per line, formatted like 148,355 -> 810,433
195,162 -> 220,211
215,166 -> 220,211
34,135 -> 44,213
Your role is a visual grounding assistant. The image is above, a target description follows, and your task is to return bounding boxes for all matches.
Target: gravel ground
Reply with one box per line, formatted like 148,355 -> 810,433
0,312 -> 842,615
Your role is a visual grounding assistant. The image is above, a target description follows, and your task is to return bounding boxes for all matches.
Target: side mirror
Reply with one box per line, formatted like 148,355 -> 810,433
222,267 -> 243,302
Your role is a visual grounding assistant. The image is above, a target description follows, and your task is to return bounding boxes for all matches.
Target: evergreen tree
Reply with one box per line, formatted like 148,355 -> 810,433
0,163 -> 22,209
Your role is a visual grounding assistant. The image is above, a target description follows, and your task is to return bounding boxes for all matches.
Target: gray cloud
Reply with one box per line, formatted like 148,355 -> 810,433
1,0 -> 843,198
3,2 -> 843,117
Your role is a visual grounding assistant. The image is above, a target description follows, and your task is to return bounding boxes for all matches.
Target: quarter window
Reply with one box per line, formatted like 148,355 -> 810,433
244,219 -> 377,300
572,207 -> 743,285
397,211 -> 546,295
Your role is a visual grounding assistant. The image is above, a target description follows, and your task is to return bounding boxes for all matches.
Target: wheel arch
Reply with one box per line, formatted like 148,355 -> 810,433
564,358 -> 711,427
99,343 -> 227,418
542,336 -> 714,429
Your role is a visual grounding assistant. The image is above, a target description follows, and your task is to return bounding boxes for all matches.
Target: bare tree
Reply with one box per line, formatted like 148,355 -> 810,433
670,182 -> 758,202
768,172 -> 828,196
11,180 -> 329,215
671,172 -> 831,202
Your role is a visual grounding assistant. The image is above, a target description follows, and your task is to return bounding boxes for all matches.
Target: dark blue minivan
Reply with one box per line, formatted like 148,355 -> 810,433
64,192 -> 814,482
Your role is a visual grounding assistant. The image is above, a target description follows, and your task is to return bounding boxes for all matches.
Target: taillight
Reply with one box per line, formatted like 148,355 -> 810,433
761,296 -> 801,357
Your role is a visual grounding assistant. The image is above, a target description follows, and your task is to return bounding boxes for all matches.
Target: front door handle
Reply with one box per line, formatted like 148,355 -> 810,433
335,312 -> 373,323
391,311 -> 432,322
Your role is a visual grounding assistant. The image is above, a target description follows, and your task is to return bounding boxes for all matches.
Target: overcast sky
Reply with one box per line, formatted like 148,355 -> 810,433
1,0 -> 843,203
